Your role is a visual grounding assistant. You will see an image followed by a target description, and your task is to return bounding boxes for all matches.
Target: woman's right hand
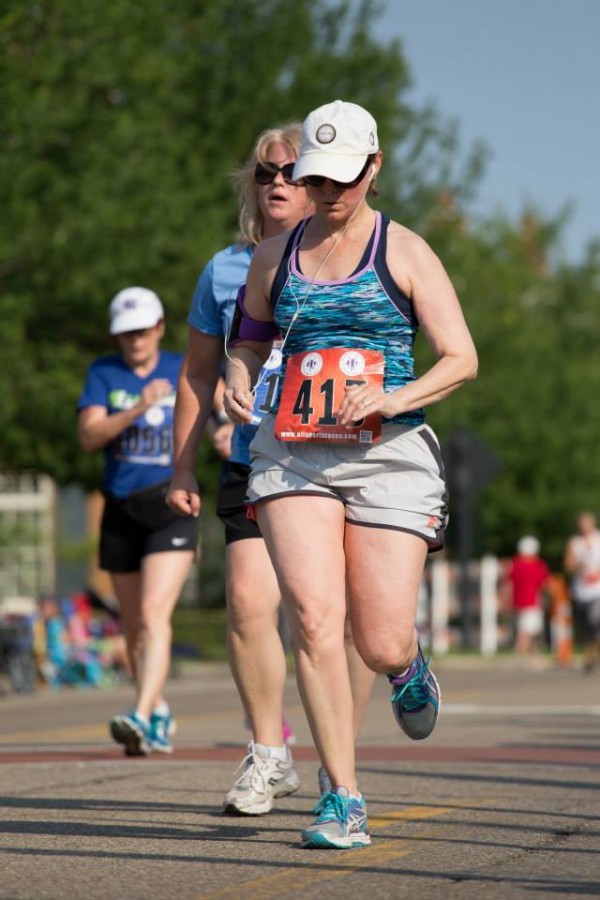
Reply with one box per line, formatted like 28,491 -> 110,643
166,473 -> 201,517
223,385 -> 255,425
140,378 -> 174,410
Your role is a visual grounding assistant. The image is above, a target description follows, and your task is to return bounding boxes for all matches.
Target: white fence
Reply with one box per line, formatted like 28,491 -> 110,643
0,475 -> 556,660
0,473 -> 56,599
417,555 -> 507,655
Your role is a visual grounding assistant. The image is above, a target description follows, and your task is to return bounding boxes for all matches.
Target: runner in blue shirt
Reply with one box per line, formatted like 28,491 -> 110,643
78,287 -> 199,756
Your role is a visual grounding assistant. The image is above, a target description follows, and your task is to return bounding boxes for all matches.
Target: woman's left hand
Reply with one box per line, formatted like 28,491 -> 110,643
337,384 -> 399,425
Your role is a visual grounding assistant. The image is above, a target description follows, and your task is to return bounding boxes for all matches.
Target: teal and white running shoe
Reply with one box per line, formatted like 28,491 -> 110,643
149,709 -> 176,754
388,644 -> 441,740
301,786 -> 371,849
109,711 -> 151,756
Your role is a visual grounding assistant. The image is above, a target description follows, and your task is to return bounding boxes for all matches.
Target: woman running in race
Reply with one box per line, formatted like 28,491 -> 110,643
167,122 -> 376,814
224,99 -> 478,847
78,287 -> 199,755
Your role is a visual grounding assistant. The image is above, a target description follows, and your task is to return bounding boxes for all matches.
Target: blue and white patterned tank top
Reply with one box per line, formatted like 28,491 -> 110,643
270,211 -> 425,426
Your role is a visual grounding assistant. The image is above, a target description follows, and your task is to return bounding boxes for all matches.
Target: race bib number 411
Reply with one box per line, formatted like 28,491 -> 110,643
274,347 -> 384,444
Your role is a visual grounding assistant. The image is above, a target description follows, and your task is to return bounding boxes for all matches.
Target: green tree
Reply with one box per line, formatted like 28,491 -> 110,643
0,0 -> 481,490
6,0 -> 598,565
421,205 -> 600,562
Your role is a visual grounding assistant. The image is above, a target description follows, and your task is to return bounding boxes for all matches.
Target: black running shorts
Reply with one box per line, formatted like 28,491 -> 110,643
100,481 -> 199,573
216,462 -> 262,545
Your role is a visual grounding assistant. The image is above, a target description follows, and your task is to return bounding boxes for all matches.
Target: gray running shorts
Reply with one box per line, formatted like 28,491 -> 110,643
248,416 -> 448,550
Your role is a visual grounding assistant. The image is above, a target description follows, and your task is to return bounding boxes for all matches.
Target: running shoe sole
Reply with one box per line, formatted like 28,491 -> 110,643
110,717 -> 150,756
302,831 -> 371,849
149,740 -> 174,754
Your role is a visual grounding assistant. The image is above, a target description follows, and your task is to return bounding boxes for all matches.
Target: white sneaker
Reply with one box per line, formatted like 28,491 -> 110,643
223,742 -> 300,815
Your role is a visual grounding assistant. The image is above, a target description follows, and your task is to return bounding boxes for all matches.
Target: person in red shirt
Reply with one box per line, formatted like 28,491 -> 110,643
506,536 -> 550,655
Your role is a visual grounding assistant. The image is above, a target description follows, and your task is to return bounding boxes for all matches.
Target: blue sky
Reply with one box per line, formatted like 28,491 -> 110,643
371,0 -> 599,262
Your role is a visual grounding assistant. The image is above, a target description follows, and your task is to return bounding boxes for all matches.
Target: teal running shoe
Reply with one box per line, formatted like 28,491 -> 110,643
109,711 -> 151,756
149,709 -> 176,754
388,644 -> 441,740
301,786 -> 371,849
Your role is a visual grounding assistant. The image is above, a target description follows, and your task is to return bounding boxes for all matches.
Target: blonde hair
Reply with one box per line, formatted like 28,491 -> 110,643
231,123 -> 303,246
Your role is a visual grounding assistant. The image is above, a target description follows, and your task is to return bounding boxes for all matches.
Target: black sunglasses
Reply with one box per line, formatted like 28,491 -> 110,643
254,162 -> 303,186
303,157 -> 372,189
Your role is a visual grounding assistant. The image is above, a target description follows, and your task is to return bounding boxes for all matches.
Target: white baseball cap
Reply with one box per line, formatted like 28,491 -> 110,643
293,99 -> 379,184
109,287 -> 164,335
517,535 -> 540,556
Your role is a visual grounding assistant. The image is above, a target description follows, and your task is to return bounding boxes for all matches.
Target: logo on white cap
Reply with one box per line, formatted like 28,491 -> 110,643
316,124 -> 336,144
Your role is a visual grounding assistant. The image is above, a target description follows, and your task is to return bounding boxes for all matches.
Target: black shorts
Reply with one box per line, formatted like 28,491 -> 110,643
216,462 -> 262,545
100,481 -> 200,573
574,597 -> 600,641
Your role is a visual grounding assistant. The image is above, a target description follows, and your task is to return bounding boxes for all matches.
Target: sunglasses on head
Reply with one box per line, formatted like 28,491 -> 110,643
254,162 -> 302,186
303,157 -> 372,189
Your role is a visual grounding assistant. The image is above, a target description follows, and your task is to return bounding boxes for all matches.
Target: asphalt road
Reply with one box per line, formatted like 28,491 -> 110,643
1,656 -> 599,899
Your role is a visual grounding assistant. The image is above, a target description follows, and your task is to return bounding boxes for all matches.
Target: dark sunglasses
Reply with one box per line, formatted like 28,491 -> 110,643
304,157 -> 372,189
254,162 -> 303,186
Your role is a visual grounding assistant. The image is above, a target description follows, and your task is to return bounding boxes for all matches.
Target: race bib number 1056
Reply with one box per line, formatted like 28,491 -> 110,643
274,347 -> 384,444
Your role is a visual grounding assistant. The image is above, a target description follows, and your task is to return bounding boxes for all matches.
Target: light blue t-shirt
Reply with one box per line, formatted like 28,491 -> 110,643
188,243 -> 282,466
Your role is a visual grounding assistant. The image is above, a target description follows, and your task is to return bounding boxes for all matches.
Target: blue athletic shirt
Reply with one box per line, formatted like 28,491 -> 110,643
77,351 -> 183,498
270,212 -> 425,427
188,242 -> 282,466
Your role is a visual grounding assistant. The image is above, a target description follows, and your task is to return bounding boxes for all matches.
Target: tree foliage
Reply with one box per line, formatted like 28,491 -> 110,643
1,0 -> 599,560
422,212 -> 600,562
1,0 -> 474,488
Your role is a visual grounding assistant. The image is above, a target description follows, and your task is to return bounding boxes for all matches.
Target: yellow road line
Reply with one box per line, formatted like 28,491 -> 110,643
0,723 -> 109,743
195,805 -> 455,899
0,711 -> 238,744
368,804 -> 451,828
201,843 -> 416,900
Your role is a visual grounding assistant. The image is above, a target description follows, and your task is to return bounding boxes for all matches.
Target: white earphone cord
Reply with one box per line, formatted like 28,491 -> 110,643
225,167 -> 375,398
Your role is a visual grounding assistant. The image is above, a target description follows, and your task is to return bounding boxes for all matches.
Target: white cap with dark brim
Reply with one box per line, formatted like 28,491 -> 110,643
293,99 -> 379,183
